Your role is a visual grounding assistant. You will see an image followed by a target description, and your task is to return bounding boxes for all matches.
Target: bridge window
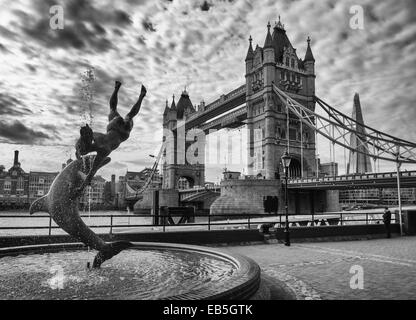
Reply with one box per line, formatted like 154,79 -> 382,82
177,177 -> 194,190
4,179 -> 11,190
289,128 -> 297,140
288,158 -> 302,178
291,59 -> 295,68
286,57 -> 289,66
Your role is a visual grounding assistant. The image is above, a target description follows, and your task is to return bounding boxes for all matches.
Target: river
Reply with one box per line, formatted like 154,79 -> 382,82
0,210 -> 152,237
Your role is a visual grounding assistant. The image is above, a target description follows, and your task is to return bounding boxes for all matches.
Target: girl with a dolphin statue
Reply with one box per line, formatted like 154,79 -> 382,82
29,81 -> 147,268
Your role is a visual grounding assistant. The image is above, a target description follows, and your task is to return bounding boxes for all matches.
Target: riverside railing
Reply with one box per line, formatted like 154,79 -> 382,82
0,212 -> 396,236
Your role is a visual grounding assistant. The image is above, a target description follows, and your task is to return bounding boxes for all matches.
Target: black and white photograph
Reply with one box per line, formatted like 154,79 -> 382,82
0,0 -> 416,309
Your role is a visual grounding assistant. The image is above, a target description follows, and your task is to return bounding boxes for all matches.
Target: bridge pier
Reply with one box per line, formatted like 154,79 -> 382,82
133,189 -> 179,214
210,179 -> 281,220
209,177 -> 341,219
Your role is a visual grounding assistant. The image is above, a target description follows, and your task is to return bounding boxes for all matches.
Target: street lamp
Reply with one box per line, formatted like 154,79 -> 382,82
281,150 -> 292,246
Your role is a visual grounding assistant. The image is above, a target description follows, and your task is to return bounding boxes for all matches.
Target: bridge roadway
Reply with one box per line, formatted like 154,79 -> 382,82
177,171 -> 416,201
127,171 -> 416,202
287,170 -> 416,190
178,84 -> 246,131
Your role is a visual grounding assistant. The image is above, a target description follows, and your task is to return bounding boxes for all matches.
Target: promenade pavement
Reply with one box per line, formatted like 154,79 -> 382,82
221,236 -> 416,300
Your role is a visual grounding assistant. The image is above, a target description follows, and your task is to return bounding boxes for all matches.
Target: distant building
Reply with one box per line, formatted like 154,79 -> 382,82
319,162 -> 338,177
80,175 -> 107,208
339,188 -> 416,206
0,151 -> 30,208
28,171 -> 58,203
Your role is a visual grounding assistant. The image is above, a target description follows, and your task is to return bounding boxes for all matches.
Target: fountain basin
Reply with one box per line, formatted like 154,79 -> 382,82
0,242 -> 260,300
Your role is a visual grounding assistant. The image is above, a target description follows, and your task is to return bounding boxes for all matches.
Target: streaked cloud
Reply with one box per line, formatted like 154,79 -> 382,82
0,0 -> 415,180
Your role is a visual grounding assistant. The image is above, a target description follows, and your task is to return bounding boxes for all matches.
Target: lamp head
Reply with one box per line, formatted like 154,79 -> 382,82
281,150 -> 292,169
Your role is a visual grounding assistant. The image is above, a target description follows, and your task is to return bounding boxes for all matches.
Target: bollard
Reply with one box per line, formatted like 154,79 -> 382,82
109,215 -> 113,235
163,215 -> 166,232
48,216 -> 52,236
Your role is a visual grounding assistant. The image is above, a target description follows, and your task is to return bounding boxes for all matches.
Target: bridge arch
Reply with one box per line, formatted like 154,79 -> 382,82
278,154 -> 311,178
177,176 -> 195,190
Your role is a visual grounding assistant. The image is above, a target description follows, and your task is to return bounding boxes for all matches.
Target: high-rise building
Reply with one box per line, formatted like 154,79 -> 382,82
347,93 -> 372,174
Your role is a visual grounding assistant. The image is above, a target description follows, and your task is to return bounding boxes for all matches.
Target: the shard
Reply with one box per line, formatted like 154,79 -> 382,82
347,93 -> 373,174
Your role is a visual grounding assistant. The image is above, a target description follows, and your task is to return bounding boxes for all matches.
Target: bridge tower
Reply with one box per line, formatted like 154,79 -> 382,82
245,19 -> 317,179
162,90 -> 205,190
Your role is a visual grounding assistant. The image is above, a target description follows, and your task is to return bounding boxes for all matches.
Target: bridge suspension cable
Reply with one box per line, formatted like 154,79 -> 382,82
272,84 -> 416,164
126,143 -> 165,198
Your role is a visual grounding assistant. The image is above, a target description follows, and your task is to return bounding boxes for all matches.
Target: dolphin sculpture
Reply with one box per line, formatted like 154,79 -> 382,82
29,156 -> 133,268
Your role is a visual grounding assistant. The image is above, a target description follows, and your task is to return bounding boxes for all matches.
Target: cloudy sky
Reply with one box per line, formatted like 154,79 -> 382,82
0,0 -> 415,182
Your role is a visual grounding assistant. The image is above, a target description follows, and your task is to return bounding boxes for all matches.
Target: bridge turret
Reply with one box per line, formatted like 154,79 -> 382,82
263,22 -> 275,86
245,35 -> 254,97
245,35 -> 254,65
263,22 -> 277,179
304,36 -> 315,96
164,97 -> 180,129
176,89 -> 196,119
164,95 -> 177,127
163,99 -> 170,118
304,36 -> 315,73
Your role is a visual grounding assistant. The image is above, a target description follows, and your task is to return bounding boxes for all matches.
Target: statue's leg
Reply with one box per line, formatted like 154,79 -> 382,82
109,81 -> 122,121
125,85 -> 146,121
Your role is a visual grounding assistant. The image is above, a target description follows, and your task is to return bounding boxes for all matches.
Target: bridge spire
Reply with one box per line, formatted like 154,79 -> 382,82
170,94 -> 176,110
245,35 -> 254,61
275,15 -> 285,30
264,22 -> 273,48
163,99 -> 170,115
304,36 -> 315,62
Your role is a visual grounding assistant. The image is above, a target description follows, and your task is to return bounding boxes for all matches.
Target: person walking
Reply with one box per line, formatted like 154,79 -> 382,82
383,207 -> 392,238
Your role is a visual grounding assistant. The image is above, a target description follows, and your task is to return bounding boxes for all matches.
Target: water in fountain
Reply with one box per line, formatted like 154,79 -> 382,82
0,247 -> 237,300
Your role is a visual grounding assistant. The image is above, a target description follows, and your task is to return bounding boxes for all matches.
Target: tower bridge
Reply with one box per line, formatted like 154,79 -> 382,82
130,18 -> 416,217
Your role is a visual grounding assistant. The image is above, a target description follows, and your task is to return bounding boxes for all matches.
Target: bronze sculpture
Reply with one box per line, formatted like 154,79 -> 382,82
73,81 -> 146,198
29,80 -> 147,268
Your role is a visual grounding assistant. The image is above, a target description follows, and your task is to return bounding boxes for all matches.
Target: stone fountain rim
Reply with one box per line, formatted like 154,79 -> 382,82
0,241 -> 261,300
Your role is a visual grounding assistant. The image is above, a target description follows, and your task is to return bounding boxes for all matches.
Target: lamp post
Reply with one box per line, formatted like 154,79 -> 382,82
396,149 -> 403,236
281,150 -> 292,246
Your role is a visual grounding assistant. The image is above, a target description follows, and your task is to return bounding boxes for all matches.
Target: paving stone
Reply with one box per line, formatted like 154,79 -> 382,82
219,236 -> 416,300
